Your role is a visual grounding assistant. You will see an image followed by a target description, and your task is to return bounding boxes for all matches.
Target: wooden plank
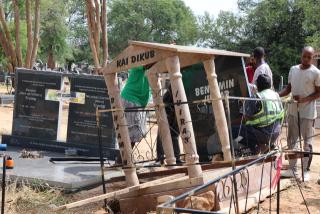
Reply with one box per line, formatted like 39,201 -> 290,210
120,176 -> 204,199
53,174 -> 185,211
129,41 -> 250,57
106,156 -> 276,183
148,53 -> 211,74
104,45 -> 175,73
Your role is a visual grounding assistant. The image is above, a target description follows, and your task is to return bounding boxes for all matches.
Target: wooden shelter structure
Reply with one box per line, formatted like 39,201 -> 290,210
55,42 -> 291,213
102,41 -> 249,186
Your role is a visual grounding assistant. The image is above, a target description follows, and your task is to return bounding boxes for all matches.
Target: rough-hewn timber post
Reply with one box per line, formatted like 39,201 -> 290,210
103,71 -> 139,186
166,56 -> 202,178
203,58 -> 232,161
147,69 -> 176,165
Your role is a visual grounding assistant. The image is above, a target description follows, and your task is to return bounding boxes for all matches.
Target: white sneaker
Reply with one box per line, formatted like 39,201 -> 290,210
281,170 -> 296,178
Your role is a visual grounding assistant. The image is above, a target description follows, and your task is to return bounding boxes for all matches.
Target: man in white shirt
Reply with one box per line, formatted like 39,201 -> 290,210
252,47 -> 273,86
279,46 -> 320,181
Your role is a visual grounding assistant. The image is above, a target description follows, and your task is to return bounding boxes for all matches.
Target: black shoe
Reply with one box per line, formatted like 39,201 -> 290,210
176,159 -> 184,164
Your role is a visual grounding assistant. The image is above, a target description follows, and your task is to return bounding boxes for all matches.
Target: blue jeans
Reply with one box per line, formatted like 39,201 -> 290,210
232,121 -> 281,153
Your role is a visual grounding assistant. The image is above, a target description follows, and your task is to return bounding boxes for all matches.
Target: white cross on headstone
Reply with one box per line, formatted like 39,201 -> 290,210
45,76 -> 86,142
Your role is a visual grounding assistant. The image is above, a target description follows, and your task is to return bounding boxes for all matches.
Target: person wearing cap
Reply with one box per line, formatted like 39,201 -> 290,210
279,46 -> 320,182
233,74 -> 284,154
252,47 -> 273,87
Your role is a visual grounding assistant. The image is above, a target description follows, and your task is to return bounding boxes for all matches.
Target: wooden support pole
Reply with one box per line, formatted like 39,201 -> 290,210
165,56 -> 202,178
103,71 -> 139,187
147,68 -> 176,165
203,58 -> 232,161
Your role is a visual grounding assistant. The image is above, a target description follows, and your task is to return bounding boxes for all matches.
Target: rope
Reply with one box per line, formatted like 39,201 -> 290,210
97,96 -> 296,113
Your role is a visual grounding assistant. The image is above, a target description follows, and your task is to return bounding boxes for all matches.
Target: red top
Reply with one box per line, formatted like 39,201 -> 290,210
246,66 -> 255,83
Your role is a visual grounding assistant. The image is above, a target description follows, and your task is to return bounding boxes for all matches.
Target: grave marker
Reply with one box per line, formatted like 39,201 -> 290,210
3,69 -> 118,159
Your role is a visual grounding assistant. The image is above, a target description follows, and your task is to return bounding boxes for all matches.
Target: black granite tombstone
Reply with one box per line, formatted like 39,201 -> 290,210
182,56 -> 250,160
67,75 -> 116,157
12,69 -> 61,140
2,69 -> 118,159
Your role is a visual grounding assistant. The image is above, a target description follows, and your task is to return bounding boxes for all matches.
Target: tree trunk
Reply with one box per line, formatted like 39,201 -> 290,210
94,0 -> 100,61
0,28 -> 13,71
30,0 -> 41,68
101,0 -> 108,66
86,0 -> 100,72
25,0 -> 33,68
14,0 -> 22,67
0,2 -> 17,70
47,47 -> 55,69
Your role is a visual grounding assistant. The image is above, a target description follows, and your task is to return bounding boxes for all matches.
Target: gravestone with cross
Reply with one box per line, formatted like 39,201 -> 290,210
2,69 -> 118,159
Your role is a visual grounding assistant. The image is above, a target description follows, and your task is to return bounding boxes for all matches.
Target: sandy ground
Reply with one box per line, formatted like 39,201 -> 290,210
248,132 -> 320,214
1,83 -> 320,213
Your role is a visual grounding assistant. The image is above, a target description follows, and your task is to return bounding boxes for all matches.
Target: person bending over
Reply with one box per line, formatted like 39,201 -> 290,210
233,74 -> 284,154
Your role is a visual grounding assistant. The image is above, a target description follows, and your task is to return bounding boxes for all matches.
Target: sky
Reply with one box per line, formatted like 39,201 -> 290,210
183,0 -> 238,17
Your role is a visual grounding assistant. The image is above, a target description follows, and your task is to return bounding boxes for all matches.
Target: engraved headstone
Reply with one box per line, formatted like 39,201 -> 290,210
12,69 -> 61,140
4,69 -> 118,158
67,75 -> 116,151
182,56 -> 250,160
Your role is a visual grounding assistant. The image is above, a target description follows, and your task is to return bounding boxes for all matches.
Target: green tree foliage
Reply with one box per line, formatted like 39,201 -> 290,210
198,11 -> 244,51
198,0 -> 320,86
39,1 -> 69,67
65,0 -> 91,64
108,0 -> 198,56
240,0 -> 306,82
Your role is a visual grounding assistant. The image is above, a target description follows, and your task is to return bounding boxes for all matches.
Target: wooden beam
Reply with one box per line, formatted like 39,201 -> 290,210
53,174 -> 185,211
104,45 -> 175,74
106,156 -> 276,183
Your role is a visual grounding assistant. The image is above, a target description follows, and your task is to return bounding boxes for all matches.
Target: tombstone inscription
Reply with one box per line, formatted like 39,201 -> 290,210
12,69 -> 61,140
182,56 -> 250,160
67,75 -> 116,150
2,69 -> 118,159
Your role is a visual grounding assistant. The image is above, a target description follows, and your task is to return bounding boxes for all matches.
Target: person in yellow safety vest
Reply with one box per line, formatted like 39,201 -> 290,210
232,74 -> 284,154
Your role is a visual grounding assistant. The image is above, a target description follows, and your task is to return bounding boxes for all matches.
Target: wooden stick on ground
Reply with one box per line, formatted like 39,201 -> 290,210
53,174 -> 185,211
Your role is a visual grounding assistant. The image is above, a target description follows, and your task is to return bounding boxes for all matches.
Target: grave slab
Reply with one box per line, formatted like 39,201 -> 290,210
0,147 -> 124,191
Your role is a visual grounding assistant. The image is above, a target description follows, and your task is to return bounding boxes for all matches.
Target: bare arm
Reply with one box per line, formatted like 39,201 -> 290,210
278,83 -> 291,97
297,86 -> 320,103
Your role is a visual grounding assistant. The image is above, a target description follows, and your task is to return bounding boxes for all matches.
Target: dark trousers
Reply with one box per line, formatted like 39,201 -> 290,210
232,121 -> 281,153
156,130 -> 181,162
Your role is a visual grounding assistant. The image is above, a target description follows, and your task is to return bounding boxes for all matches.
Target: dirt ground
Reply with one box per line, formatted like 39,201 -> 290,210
1,83 -> 320,213
248,133 -> 320,214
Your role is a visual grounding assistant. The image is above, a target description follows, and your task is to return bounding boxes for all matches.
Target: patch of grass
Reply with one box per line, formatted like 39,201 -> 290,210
2,180 -> 70,214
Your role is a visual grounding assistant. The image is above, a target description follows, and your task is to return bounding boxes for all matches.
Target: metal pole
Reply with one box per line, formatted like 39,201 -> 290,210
297,103 -> 304,182
276,178 -> 280,214
96,108 -> 108,209
1,156 -> 6,214
225,93 -> 239,214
